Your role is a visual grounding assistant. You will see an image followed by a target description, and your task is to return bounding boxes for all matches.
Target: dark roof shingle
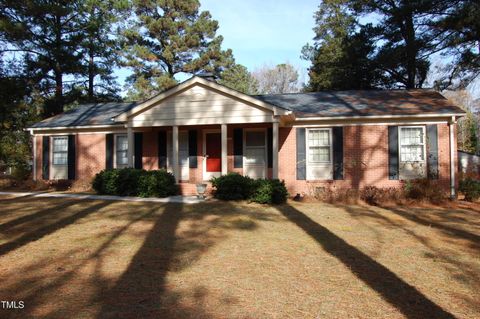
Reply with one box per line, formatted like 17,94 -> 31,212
254,90 -> 464,118
31,89 -> 465,129
31,102 -> 138,128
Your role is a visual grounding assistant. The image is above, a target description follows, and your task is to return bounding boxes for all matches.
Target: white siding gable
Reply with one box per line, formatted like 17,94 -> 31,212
131,84 -> 274,127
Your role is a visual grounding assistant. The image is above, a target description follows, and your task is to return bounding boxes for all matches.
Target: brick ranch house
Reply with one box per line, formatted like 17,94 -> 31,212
28,75 -> 465,197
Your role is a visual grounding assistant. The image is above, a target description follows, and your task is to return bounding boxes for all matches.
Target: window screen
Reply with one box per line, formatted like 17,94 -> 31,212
116,135 -> 128,167
400,127 -> 425,162
308,129 -> 330,163
52,137 -> 68,165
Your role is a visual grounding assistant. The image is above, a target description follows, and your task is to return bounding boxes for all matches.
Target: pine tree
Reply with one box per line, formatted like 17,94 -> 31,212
218,64 -> 258,95
303,0 -> 380,91
78,0 -> 129,102
0,1 -> 85,116
123,0 -> 234,100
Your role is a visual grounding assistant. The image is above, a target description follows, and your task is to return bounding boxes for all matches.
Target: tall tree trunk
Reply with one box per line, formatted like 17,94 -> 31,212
404,10 -> 416,89
54,65 -> 64,115
88,45 -> 94,101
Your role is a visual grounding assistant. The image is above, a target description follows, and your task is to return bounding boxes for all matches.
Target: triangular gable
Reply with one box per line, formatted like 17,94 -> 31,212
114,76 -> 290,125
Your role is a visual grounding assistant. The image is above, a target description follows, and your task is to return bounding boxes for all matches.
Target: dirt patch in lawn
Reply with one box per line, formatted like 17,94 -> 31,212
0,195 -> 478,318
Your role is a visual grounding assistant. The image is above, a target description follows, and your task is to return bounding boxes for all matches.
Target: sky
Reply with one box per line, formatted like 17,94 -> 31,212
115,0 -> 319,89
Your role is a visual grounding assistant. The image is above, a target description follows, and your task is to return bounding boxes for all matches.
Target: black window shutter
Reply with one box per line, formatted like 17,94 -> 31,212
296,128 -> 306,180
158,131 -> 167,169
427,124 -> 439,179
233,128 -> 243,168
106,134 -> 114,169
42,136 -> 50,180
267,127 -> 273,168
332,127 -> 344,180
388,126 -> 399,180
188,130 -> 198,168
134,132 -> 143,169
67,135 -> 76,180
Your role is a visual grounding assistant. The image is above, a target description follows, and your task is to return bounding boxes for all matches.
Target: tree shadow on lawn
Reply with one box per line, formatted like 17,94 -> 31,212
0,198 -> 81,233
0,200 -> 112,257
276,204 -> 456,319
96,201 -> 277,319
341,204 -> 480,296
386,206 -> 480,250
0,200 -> 279,319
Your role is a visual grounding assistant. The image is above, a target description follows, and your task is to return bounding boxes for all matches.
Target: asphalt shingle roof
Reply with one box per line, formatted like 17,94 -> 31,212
254,90 -> 464,118
31,89 -> 464,129
31,102 -> 138,128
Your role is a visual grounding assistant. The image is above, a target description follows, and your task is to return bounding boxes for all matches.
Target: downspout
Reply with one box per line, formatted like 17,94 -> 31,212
449,116 -> 456,199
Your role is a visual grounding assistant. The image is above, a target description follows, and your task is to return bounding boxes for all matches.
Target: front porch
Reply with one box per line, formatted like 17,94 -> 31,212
112,76 -> 289,195
124,123 -> 280,195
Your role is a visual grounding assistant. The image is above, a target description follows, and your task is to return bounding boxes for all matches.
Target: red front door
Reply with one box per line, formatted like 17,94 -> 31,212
206,133 -> 221,172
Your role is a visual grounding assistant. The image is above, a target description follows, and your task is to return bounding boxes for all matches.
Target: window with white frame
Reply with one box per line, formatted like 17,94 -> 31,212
399,127 -> 425,162
52,136 -> 68,165
307,129 -> 331,163
306,128 -> 333,180
115,134 -> 128,168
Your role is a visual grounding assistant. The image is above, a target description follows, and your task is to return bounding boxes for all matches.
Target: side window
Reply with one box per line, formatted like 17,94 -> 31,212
115,134 -> 128,168
399,126 -> 427,179
52,136 -> 68,165
307,129 -> 331,163
399,127 -> 425,162
306,128 -> 333,180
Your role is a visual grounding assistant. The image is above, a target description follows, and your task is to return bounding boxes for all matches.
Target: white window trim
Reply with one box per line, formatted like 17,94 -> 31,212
305,128 -> 333,181
398,126 -> 426,163
114,133 -> 128,169
243,128 -> 268,179
51,136 -> 68,166
167,130 -> 190,181
306,128 -> 333,164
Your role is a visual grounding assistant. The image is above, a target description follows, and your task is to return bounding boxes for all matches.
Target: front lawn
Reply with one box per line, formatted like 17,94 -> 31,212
0,195 -> 478,318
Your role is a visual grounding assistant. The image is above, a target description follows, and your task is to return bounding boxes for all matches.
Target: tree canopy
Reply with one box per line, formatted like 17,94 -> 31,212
122,0 -> 234,101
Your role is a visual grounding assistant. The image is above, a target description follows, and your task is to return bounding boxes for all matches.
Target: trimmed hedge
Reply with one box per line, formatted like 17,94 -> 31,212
92,168 -> 177,198
211,173 -> 288,204
459,178 -> 480,202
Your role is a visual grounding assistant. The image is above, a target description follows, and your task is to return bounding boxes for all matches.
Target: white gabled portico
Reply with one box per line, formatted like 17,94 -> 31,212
114,76 -> 291,182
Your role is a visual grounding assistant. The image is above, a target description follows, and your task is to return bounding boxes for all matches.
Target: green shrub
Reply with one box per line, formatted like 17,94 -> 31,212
250,179 -> 289,204
459,178 -> 480,202
211,173 -> 288,204
404,178 -> 446,202
138,170 -> 177,198
11,163 -> 31,180
92,168 -> 177,197
210,173 -> 255,200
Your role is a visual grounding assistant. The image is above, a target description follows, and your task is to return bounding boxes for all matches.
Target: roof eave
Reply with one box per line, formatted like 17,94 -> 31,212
294,112 -> 466,121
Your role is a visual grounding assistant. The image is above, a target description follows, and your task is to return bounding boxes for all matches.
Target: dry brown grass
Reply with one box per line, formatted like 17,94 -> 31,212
0,195 -> 479,319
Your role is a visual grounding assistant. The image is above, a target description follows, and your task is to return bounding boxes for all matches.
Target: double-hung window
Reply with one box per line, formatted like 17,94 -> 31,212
115,134 -> 128,168
52,136 -> 68,165
306,128 -> 333,180
308,129 -> 331,163
399,127 -> 425,162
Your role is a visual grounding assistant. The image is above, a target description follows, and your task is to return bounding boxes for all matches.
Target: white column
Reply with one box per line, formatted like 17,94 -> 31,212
221,124 -> 228,175
172,125 -> 179,183
449,116 -> 456,198
127,125 -> 134,168
272,122 -> 279,179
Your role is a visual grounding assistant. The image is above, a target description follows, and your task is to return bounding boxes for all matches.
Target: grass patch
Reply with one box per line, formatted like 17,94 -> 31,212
0,196 -> 478,318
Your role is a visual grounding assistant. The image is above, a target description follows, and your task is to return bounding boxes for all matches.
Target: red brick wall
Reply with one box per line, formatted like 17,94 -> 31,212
34,123 -> 458,196
278,124 -> 456,196
76,134 -> 106,182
